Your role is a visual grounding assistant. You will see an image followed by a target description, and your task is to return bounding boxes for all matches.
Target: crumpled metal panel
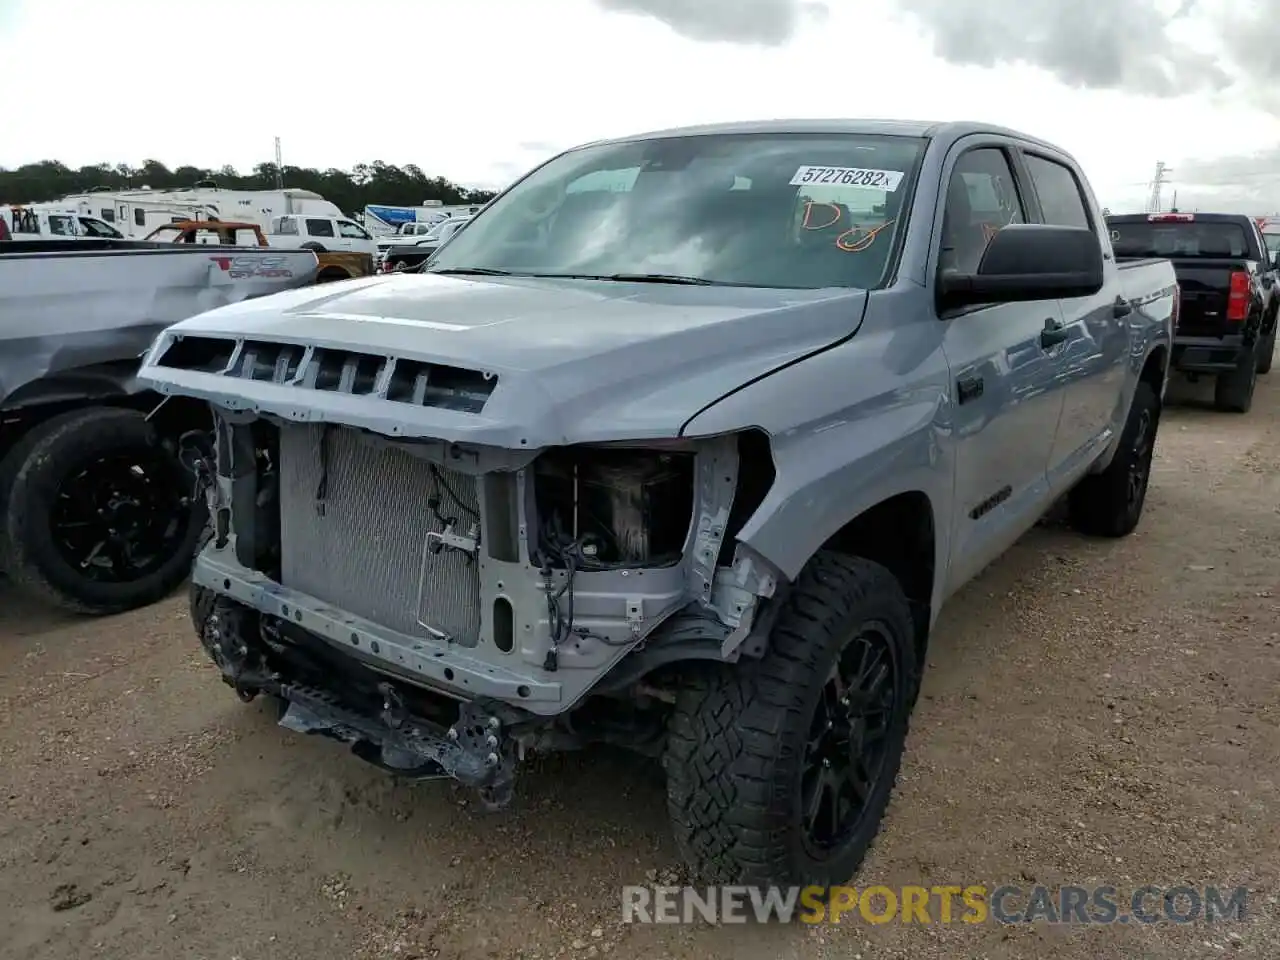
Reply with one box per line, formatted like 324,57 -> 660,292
278,423 -> 481,644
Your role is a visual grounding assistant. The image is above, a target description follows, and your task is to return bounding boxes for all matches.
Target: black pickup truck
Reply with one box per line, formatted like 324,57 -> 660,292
1107,212 -> 1279,412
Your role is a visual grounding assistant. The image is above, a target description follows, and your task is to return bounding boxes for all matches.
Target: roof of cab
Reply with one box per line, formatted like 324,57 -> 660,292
570,118 -> 1073,161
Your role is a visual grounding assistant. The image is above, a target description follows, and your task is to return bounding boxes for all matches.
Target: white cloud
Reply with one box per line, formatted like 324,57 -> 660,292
1,0 -> 1278,210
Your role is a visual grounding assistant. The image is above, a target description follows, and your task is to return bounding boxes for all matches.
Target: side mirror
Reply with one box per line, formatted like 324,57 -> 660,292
938,224 -> 1105,310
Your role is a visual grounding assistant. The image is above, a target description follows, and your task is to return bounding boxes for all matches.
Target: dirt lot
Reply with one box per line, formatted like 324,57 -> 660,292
2,372 -> 1278,960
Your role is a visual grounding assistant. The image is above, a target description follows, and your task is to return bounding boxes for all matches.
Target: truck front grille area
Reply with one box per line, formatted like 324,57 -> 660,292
155,335 -> 497,413
277,423 -> 482,645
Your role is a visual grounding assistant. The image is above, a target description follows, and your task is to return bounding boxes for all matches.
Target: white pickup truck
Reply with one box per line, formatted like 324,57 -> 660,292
0,238 -> 321,615
1,204 -> 126,240
267,214 -> 379,257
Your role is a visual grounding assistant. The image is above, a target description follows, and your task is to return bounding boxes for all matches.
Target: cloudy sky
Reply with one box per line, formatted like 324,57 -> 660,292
2,0 -> 1278,213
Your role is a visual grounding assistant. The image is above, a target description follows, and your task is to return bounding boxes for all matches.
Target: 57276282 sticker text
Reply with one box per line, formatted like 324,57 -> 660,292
790,166 -> 905,190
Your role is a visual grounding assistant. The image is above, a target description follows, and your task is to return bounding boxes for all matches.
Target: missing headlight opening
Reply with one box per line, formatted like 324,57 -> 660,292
532,447 -> 696,571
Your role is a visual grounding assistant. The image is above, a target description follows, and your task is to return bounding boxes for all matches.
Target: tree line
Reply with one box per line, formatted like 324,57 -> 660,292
0,159 -> 498,213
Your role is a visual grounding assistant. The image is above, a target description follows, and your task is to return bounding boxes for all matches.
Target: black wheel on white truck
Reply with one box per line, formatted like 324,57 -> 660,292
0,407 -> 207,614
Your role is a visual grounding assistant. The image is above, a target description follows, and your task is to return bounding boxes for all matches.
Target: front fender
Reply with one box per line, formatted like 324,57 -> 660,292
680,327 -> 954,598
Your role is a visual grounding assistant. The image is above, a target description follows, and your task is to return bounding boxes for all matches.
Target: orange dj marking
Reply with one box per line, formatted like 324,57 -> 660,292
799,200 -> 894,252
836,219 -> 896,252
801,201 -> 843,231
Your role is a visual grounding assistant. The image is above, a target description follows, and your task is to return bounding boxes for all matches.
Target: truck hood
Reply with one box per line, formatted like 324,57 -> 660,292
138,272 -> 868,448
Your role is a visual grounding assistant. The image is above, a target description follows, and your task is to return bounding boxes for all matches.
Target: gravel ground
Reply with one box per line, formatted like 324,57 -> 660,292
2,371 -> 1278,960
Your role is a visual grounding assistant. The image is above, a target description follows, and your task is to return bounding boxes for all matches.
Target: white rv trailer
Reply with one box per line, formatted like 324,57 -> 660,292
64,192 -> 214,238
59,183 -> 345,237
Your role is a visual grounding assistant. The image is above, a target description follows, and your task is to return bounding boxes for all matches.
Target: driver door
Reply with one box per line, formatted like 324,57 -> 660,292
938,141 -> 1070,594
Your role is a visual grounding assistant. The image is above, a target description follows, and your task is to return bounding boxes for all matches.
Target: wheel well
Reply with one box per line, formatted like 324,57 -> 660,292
1140,345 -> 1168,394
821,492 -> 935,660
2,394 -> 211,462
315,266 -> 350,283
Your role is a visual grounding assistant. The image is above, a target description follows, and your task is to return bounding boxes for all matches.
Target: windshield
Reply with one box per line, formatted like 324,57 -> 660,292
427,132 -> 925,289
1109,219 -> 1252,259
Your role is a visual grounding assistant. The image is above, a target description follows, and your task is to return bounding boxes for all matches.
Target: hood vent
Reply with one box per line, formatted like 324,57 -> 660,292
155,335 -> 496,413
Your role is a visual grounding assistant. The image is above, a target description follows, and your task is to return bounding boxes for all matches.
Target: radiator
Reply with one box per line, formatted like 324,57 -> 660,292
277,424 -> 482,645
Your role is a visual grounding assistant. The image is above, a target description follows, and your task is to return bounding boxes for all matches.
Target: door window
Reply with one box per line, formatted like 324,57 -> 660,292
338,220 -> 370,239
940,148 -> 1026,275
305,218 -> 336,237
274,216 -> 299,235
80,217 -> 122,237
1023,154 -> 1090,229
12,209 -> 40,234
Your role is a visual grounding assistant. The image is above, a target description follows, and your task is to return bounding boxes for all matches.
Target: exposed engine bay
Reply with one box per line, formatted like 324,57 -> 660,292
186,409 -> 780,806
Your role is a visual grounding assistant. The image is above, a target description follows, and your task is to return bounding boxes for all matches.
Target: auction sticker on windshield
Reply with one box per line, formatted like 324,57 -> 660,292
790,166 -> 905,190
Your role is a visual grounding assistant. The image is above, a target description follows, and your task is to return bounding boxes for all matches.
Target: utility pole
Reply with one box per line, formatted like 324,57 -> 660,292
1147,161 -> 1172,213
274,137 -> 284,189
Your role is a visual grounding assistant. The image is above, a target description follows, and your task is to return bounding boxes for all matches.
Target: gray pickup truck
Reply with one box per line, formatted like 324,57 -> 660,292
137,120 -> 1176,889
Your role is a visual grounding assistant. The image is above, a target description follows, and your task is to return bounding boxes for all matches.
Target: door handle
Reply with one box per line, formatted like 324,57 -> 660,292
1113,296 -> 1133,318
1040,317 -> 1070,349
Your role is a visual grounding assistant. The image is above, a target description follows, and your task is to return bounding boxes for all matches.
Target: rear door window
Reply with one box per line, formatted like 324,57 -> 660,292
1023,154 -> 1090,229
305,218 -> 336,237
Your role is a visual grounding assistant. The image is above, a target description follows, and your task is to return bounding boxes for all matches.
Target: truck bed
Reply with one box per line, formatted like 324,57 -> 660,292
1,243 -> 319,412
1117,257 -> 1178,303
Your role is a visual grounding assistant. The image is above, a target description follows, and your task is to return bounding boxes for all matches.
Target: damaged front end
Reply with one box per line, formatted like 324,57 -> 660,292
154,333 -> 781,806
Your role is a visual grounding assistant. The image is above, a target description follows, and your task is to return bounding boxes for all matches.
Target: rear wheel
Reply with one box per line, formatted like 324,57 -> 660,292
1257,321 -> 1276,375
1215,343 -> 1258,412
1068,380 -> 1160,538
0,407 -> 205,614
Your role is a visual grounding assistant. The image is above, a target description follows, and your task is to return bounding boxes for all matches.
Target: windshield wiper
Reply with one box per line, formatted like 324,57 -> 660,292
428,268 -> 718,285
606,272 -> 714,285
527,272 -> 716,285
427,267 -> 518,277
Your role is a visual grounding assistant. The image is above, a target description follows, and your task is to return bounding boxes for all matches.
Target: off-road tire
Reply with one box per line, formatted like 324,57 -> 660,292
664,552 -> 918,887
1257,320 -> 1276,375
1215,343 -> 1258,412
1068,381 -> 1160,538
0,407 -> 206,615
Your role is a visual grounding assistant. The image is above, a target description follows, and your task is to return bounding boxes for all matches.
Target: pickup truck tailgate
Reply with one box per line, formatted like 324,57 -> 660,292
1172,259 -> 1240,337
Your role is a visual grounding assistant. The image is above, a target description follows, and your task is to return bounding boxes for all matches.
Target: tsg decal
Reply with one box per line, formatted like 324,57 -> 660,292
209,255 -> 295,279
